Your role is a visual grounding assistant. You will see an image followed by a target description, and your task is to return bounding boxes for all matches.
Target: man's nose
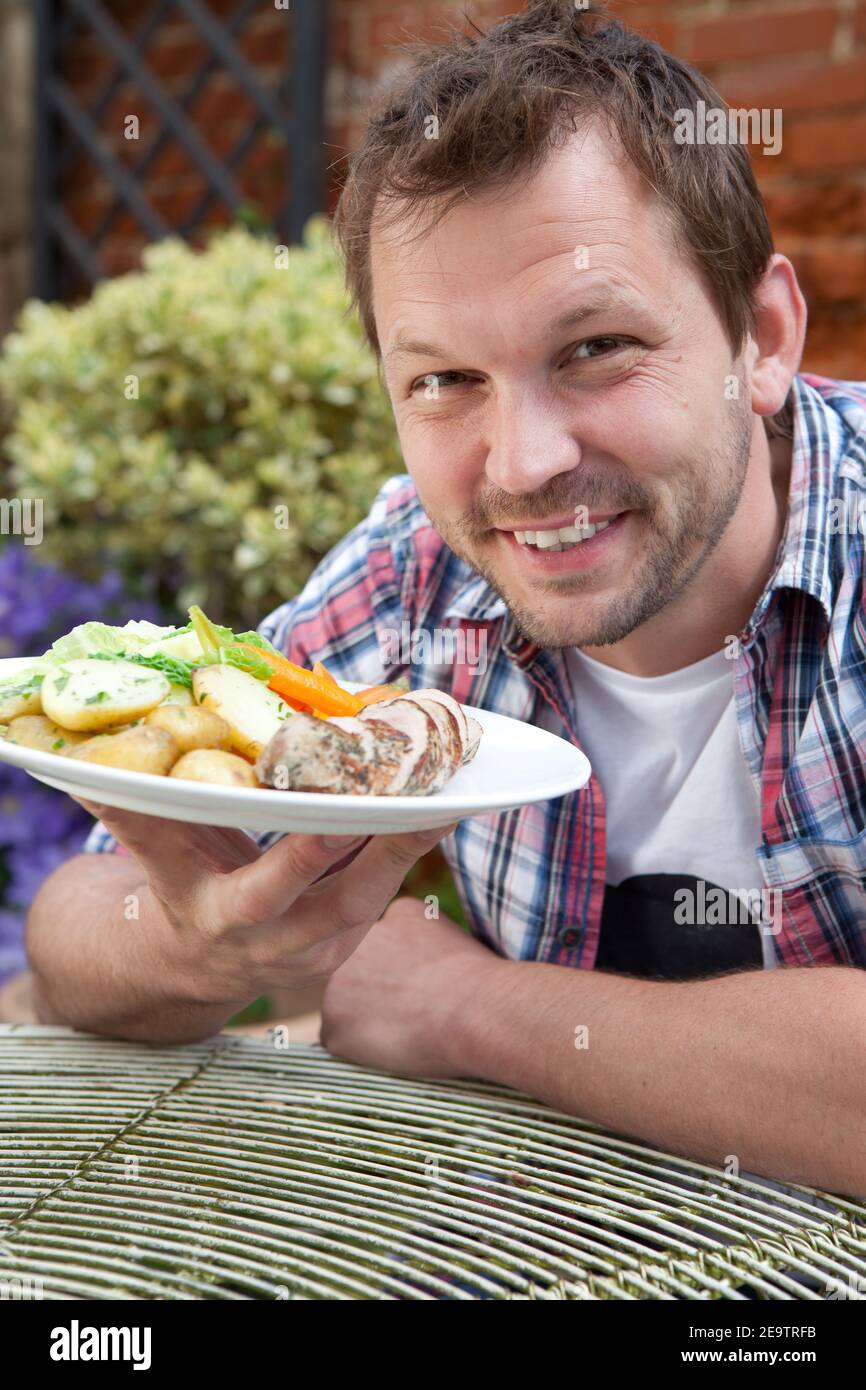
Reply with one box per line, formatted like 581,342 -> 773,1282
484,387 -> 583,495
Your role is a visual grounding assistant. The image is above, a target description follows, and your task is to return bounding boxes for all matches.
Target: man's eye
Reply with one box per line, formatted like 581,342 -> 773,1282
411,371 -> 468,393
570,337 -> 629,360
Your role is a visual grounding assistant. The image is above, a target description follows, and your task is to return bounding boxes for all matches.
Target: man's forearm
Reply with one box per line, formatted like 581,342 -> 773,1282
27,854 -> 246,1043
449,958 -> 866,1197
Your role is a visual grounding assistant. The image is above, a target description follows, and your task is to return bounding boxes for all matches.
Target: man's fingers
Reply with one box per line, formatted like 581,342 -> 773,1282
212,832 -> 370,930
267,822 -> 460,951
68,798 -> 260,898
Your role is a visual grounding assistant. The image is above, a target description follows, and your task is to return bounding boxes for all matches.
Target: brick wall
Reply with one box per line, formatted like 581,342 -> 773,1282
6,0 -> 866,378
327,0 -> 866,379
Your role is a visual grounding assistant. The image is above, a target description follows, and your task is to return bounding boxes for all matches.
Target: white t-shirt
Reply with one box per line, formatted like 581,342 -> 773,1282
540,646 -> 777,972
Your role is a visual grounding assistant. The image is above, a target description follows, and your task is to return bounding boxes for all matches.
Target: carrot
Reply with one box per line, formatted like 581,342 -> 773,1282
233,641 -> 363,716
312,660 -> 339,686
353,684 -> 403,709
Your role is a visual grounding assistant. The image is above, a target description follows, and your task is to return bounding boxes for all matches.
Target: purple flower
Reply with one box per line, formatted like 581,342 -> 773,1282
0,544 -> 164,985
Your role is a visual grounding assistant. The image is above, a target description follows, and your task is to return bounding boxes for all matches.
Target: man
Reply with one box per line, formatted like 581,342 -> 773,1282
27,2 -> 866,1197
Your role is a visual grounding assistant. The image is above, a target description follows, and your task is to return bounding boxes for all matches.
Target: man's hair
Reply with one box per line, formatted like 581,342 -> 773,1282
332,0 -> 794,437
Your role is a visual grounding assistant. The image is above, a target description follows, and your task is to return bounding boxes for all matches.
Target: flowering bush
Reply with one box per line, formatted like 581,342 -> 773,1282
0,545 -> 161,984
0,218 -> 401,628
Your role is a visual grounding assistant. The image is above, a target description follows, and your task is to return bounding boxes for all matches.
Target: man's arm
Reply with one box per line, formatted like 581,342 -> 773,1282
451,956 -> 866,1197
27,852 -> 244,1043
27,804 -> 454,1045
321,900 -> 866,1198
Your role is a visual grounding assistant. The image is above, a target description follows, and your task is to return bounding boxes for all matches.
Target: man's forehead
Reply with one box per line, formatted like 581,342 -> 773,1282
370,126 -> 674,345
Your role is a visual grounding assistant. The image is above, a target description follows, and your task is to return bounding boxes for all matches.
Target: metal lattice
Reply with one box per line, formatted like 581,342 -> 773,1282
34,0 -> 327,300
1,1025 -> 864,1300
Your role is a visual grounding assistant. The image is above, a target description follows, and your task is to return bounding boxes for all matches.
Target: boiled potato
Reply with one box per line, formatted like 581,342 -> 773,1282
169,749 -> 260,787
192,665 -> 293,760
0,686 -> 42,722
67,726 -> 179,775
161,684 -> 194,707
41,659 -> 171,732
5,715 -> 90,755
145,703 -> 232,754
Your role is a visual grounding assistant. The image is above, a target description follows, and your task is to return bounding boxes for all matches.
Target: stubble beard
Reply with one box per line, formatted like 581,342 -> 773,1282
426,403 -> 754,650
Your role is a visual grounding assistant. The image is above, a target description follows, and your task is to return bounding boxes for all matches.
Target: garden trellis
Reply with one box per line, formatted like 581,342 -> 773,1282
34,0 -> 327,300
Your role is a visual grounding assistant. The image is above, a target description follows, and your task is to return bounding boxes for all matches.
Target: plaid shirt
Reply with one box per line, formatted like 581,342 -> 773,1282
85,372 -> 866,970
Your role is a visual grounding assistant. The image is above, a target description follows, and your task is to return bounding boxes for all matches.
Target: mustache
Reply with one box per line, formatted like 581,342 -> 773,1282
458,472 -> 654,535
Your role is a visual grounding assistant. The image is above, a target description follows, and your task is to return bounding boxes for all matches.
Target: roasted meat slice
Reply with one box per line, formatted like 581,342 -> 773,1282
359,698 -> 445,793
399,691 -> 464,775
255,688 -> 482,796
255,713 -> 411,795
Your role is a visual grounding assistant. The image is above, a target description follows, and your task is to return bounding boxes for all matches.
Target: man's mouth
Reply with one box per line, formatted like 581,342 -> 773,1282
501,511 -> 626,553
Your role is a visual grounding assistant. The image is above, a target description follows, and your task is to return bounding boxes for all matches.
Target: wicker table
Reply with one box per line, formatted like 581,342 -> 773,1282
0,1024 -> 864,1300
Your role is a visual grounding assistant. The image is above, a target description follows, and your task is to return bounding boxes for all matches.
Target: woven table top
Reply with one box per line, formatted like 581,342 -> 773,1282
0,1024 -> 863,1300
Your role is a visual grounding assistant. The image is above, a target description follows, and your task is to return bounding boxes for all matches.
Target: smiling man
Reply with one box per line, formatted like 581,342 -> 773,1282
28,1 -> 866,1196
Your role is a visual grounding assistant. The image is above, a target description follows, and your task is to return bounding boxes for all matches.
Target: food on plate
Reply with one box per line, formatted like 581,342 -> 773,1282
0,686 -> 43,722
191,664 -> 294,761
145,703 -> 232,754
41,658 -> 171,732
68,726 -> 180,775
169,749 -> 259,787
0,604 -> 482,796
5,715 -> 91,755
256,689 -> 479,796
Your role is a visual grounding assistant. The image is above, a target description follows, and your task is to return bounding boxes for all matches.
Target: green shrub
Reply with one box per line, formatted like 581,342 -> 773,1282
0,219 -> 401,627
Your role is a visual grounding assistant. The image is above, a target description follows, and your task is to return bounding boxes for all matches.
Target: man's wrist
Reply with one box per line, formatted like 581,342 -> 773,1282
137,882 -> 251,1015
438,949 -> 522,1080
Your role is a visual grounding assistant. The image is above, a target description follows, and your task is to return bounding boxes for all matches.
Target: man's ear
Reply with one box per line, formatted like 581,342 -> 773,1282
749,254 -> 808,420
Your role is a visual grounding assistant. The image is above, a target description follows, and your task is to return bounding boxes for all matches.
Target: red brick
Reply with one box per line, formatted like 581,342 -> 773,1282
189,80 -> 259,126
787,240 -> 866,303
100,236 -> 147,278
763,180 -> 866,239
855,3 -> 866,46
142,34 -> 209,82
63,189 -> 117,238
801,312 -> 866,378
608,2 -> 678,50
721,56 -> 866,115
147,178 -> 210,224
684,7 -> 838,67
783,111 -> 866,172
238,22 -> 291,68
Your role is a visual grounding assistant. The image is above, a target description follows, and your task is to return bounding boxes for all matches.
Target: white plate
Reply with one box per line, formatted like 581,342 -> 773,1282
0,657 -> 591,834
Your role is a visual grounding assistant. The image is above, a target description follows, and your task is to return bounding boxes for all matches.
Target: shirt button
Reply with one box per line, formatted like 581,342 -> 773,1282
558,928 -> 581,946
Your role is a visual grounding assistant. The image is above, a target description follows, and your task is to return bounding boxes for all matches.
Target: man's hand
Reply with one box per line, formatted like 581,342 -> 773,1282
27,800 -> 458,1042
321,895 -> 500,1076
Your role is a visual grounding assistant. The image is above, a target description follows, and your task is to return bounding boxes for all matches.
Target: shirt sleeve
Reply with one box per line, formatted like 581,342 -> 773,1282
81,475 -> 412,856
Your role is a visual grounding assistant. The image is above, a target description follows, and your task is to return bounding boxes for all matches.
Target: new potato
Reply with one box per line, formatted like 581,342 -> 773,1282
0,687 -> 42,722
5,715 -> 90,755
145,704 -> 232,754
192,664 -> 293,760
169,749 -> 260,787
68,726 -> 179,775
41,658 -> 171,732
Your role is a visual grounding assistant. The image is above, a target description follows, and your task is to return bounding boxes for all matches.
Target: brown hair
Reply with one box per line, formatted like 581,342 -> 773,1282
332,0 -> 793,438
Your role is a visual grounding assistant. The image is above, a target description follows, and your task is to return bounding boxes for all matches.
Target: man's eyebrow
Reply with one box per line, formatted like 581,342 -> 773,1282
382,290 -> 650,367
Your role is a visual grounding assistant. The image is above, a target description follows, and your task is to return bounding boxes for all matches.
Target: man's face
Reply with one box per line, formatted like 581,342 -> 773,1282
371,124 -> 754,649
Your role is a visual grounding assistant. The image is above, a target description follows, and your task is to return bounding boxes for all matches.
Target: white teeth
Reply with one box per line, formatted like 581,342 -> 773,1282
513,517 -> 618,549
